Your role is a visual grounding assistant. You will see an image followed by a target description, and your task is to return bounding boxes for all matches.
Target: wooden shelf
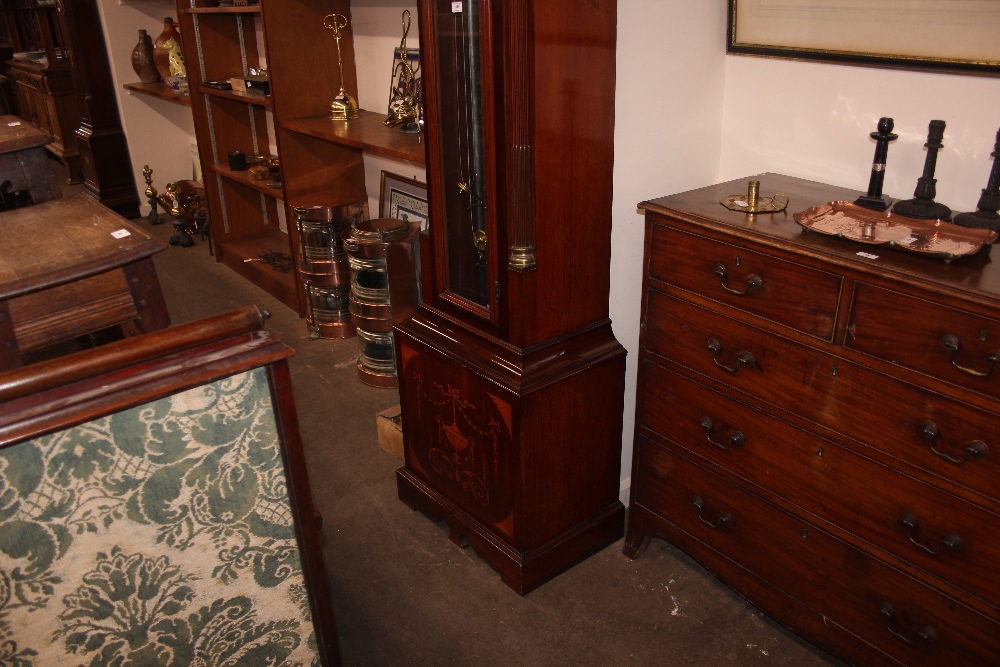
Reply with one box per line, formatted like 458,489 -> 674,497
198,85 -> 272,108
281,109 -> 425,164
209,162 -> 283,198
215,231 -> 297,309
185,6 -> 261,15
123,82 -> 192,106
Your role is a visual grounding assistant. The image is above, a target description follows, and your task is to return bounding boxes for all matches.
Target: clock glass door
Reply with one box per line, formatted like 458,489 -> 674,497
432,0 -> 492,311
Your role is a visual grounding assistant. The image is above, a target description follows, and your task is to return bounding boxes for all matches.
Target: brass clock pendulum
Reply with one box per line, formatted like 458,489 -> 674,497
452,0 -> 488,305
893,120 -> 952,220
324,13 -> 359,120
953,127 -> 1000,231
855,117 -> 898,211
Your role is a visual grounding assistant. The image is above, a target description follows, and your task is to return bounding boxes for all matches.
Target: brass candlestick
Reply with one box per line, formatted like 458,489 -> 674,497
720,180 -> 789,213
324,13 -> 359,120
143,164 -> 161,225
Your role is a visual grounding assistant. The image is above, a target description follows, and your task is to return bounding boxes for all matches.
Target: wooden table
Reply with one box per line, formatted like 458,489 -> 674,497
0,114 -> 61,206
0,195 -> 170,369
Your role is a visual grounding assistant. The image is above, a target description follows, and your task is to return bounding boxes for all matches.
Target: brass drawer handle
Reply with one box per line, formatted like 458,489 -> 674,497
691,495 -> 732,529
699,417 -> 744,450
706,338 -> 757,373
898,512 -> 963,556
879,602 -> 937,645
921,421 -> 989,465
714,262 -> 763,296
941,333 -> 1000,377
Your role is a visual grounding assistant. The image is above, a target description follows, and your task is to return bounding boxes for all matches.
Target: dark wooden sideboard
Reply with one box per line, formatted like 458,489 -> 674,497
625,174 -> 1000,666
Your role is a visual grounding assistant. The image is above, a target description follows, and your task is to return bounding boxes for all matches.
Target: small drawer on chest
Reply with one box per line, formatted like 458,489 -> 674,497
646,219 -> 842,340
632,436 -> 1000,667
639,361 -> 1000,609
645,290 -> 1000,505
848,283 -> 1000,401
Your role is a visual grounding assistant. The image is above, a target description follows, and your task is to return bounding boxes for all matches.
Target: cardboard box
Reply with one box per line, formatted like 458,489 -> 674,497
376,405 -> 404,460
228,77 -> 246,93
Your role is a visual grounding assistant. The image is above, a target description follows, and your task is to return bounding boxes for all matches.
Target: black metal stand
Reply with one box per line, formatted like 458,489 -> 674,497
954,128 -> 1000,232
855,117 -> 897,211
893,120 -> 952,220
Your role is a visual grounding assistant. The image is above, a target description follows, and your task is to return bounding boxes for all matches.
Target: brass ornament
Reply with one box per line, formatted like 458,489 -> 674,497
721,180 -> 789,213
385,10 -> 421,131
324,13 -> 359,120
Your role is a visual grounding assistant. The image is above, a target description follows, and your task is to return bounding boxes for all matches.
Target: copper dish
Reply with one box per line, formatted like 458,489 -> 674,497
794,201 -> 997,261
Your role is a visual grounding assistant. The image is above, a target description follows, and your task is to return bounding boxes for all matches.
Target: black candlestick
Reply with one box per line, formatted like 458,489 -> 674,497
953,128 -> 1000,231
855,117 -> 897,211
893,120 -> 952,220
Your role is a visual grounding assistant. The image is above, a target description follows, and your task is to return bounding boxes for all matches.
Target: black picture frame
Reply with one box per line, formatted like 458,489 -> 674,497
380,170 -> 428,234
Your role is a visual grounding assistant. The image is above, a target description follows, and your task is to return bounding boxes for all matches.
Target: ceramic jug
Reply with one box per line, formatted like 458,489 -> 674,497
131,29 -> 160,84
152,17 -> 182,81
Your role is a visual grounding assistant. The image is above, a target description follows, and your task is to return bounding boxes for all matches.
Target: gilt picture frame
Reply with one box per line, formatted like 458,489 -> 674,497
380,170 -> 428,234
727,0 -> 1000,76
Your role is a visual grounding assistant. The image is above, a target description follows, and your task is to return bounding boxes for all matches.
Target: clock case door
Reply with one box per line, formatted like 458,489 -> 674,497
395,0 -> 626,595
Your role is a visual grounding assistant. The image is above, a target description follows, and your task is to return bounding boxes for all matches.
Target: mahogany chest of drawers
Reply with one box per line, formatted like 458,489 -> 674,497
625,174 -> 1000,666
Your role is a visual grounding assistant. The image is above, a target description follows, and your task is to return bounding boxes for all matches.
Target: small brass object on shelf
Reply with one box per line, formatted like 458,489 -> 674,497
324,13 -> 359,120
385,10 -> 421,133
248,165 -> 270,180
721,180 -> 789,213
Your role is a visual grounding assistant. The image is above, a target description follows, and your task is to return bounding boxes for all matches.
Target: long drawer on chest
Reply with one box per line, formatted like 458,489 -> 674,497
630,436 -> 1000,667
637,359 -> 1000,612
643,288 -> 1000,509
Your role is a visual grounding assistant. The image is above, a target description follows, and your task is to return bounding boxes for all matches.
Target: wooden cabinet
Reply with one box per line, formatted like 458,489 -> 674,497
626,174 -> 1000,666
1,3 -> 82,183
7,59 -> 80,183
394,0 -> 626,595
177,0 -> 424,316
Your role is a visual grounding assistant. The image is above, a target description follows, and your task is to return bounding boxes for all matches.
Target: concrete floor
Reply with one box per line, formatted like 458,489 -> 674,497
125,212 -> 847,667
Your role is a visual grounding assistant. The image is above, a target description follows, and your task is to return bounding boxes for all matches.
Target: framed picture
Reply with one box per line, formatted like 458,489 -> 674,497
727,0 -> 1000,76
380,170 -> 429,234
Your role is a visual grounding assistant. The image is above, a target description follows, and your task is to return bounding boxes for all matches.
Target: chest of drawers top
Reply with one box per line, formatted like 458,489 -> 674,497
641,173 -> 1000,308
642,174 -> 1000,407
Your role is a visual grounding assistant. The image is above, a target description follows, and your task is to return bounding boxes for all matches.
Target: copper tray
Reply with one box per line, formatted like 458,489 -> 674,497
794,201 -> 997,261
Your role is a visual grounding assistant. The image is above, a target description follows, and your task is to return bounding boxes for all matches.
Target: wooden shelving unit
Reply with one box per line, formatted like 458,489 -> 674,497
176,0 -> 293,310
177,0 -> 425,317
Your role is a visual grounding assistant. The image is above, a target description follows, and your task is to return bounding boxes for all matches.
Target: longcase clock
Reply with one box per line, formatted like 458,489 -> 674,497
393,0 -> 625,595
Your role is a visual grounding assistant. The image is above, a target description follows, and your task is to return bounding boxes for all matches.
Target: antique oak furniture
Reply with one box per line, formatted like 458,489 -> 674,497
394,0 -> 626,595
0,113 -> 59,205
0,194 -> 169,369
0,306 -> 340,666
626,174 -> 1000,665
1,1 -> 81,182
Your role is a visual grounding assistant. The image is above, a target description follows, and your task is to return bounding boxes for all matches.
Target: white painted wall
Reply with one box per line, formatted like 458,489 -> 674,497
719,56 -> 1000,214
611,1 -> 727,499
96,0 -> 196,216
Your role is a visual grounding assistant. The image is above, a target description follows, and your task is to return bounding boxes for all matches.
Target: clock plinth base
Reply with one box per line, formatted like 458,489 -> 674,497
397,468 -> 624,595
394,312 -> 627,595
